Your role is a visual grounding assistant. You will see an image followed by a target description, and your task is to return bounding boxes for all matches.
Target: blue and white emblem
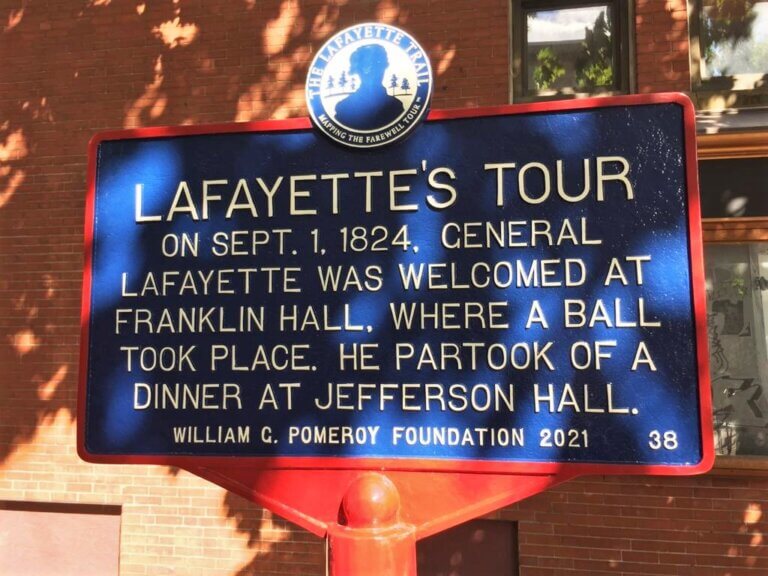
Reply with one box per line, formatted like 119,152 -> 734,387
306,23 -> 433,149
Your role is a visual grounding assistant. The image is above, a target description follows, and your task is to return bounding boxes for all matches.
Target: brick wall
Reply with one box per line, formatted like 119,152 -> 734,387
635,0 -> 691,93
502,475 -> 768,575
1,1 -> 766,575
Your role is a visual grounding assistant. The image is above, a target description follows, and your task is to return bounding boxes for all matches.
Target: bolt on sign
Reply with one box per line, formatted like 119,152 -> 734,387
79,23 -> 713,575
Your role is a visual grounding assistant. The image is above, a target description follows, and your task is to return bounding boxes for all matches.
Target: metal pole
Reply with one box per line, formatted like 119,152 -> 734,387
327,472 -> 417,576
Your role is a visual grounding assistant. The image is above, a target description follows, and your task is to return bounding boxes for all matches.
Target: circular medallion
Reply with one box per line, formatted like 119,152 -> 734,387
306,23 -> 433,149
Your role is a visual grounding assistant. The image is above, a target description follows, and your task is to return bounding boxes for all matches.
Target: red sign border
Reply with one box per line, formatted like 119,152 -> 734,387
78,92 -> 714,477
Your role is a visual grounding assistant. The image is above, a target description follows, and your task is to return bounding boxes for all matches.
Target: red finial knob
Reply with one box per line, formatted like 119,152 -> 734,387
342,473 -> 400,528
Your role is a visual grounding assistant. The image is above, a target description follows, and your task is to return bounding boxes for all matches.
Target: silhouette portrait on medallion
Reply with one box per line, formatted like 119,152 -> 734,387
334,44 -> 405,130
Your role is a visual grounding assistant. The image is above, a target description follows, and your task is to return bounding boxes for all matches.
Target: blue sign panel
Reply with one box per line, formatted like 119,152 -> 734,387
80,96 -> 712,472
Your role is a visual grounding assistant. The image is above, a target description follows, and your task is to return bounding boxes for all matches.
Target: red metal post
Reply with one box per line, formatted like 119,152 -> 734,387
327,473 -> 417,576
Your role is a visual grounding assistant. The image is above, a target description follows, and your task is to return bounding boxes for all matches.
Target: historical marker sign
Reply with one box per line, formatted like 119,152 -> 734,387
79,94 -> 713,476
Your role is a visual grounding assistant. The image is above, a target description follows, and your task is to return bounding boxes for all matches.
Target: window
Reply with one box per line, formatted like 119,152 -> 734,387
690,0 -> 768,107
511,0 -> 631,100
705,243 -> 768,456
417,519 -> 518,576
0,501 -> 122,576
699,132 -> 768,465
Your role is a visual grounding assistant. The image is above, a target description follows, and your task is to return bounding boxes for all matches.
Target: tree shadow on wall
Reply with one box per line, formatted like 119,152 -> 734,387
224,490 -> 326,576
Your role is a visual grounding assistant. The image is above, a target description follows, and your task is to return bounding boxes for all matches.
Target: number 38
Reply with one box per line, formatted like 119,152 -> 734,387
649,430 -> 678,450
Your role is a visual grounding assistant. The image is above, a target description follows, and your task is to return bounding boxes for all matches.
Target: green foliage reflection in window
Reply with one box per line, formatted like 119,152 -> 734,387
575,10 -> 614,91
700,0 -> 768,77
533,47 -> 565,90
526,4 -> 616,94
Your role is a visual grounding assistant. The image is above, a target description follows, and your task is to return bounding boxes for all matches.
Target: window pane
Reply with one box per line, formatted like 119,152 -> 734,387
0,503 -> 121,576
525,4 -> 614,93
417,519 -> 517,576
699,157 -> 768,218
700,0 -> 768,78
706,243 -> 768,455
